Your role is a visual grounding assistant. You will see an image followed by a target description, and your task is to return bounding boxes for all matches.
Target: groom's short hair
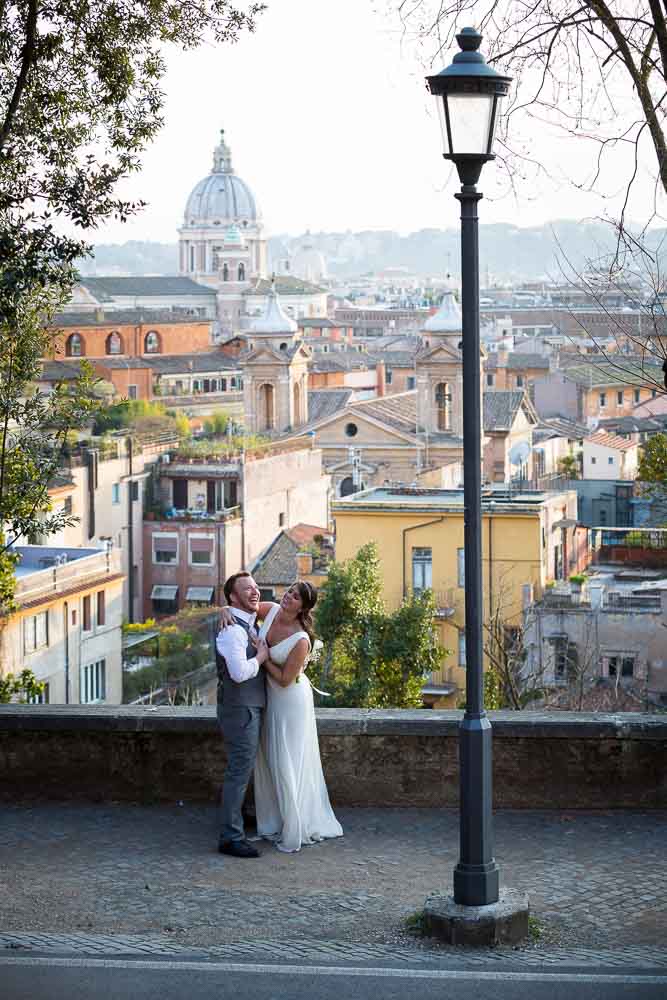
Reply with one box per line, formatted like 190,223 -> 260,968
224,571 -> 251,605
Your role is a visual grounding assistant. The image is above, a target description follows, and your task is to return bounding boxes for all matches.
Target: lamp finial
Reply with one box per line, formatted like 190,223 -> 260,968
456,27 -> 483,52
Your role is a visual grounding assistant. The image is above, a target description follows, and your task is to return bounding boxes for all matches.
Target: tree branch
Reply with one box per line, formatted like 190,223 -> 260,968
0,0 -> 39,155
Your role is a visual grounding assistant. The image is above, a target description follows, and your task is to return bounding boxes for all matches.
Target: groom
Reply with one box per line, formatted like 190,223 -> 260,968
216,571 -> 269,859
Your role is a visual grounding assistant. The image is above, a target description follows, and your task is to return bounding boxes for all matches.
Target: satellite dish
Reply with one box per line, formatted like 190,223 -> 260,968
509,441 -> 531,467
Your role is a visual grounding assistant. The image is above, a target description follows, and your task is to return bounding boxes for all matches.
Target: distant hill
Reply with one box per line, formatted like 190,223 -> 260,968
81,223 -> 667,282
77,241 -> 178,276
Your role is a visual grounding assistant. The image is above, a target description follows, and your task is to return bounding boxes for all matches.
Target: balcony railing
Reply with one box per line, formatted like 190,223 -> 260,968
15,548 -> 122,605
540,590 -> 588,610
539,589 -> 662,613
158,505 -> 241,523
606,593 -> 662,612
411,587 -> 457,616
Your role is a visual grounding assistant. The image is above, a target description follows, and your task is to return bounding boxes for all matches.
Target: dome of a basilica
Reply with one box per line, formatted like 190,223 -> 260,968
183,130 -> 261,226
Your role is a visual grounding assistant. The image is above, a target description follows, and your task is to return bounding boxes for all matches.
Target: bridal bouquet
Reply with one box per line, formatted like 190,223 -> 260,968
297,639 -> 329,695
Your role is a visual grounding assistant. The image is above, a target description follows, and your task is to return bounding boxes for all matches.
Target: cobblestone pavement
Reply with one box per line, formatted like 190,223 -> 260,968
1,805 -> 665,965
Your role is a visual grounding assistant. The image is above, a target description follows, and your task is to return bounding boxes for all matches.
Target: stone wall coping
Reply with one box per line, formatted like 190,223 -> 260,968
1,705 -> 665,740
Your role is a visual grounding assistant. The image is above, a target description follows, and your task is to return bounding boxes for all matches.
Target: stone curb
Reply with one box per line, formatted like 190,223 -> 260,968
1,933 -> 666,970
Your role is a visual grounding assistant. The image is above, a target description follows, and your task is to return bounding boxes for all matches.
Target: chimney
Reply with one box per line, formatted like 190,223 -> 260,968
296,551 -> 313,576
376,360 -> 386,397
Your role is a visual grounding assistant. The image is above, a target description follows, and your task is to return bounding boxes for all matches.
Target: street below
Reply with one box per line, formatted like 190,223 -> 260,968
1,955 -> 666,1000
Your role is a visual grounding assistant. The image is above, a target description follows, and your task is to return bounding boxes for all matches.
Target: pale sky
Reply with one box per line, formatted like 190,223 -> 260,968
93,0 -> 663,245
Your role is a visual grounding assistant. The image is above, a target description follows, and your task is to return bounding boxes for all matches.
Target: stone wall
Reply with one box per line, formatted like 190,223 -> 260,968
1,707 -> 665,809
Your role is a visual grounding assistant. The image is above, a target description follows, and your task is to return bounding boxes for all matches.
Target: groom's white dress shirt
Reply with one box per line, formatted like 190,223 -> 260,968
216,607 -> 260,683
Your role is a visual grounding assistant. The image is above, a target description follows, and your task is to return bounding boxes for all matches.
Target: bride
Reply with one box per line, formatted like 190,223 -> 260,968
226,581 -> 343,853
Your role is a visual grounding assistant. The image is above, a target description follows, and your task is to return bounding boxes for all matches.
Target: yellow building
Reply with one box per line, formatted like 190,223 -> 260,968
332,484 -> 578,706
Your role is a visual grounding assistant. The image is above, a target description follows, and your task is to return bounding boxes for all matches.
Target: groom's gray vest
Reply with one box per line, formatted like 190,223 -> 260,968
216,615 -> 266,709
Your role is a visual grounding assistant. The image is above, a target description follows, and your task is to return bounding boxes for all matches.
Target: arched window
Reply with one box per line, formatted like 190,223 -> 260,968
259,383 -> 274,431
279,342 -> 288,351
106,332 -> 123,355
435,382 -> 451,431
340,476 -> 355,496
238,262 -> 245,281
66,333 -> 84,357
144,331 -> 161,354
223,263 -> 229,282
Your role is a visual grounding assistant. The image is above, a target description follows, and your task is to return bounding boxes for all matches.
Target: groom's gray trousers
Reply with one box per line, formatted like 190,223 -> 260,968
218,705 -> 264,842
216,618 -> 266,843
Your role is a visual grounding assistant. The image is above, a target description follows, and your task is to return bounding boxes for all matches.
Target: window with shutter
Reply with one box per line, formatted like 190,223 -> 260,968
153,534 -> 178,563
189,536 -> 214,565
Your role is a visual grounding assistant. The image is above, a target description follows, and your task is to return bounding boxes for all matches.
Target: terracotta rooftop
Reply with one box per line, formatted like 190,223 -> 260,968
252,524 -> 331,586
350,391 -> 417,434
585,430 -> 638,452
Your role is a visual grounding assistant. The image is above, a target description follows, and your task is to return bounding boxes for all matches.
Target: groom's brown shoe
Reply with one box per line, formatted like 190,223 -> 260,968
219,838 -> 261,859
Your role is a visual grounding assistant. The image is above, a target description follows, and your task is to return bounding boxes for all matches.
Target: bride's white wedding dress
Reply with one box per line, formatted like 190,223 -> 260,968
253,604 -> 343,853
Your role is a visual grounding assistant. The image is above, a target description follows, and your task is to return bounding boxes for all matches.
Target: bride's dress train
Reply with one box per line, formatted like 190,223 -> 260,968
254,605 -> 343,853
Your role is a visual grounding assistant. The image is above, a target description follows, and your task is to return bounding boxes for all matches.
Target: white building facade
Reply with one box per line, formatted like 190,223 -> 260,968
2,546 -> 124,705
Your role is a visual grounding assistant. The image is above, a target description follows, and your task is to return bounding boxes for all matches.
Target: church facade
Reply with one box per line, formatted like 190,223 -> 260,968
285,292 -> 478,495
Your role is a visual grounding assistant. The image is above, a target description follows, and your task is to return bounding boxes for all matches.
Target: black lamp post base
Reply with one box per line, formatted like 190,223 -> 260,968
453,860 -> 500,907
455,714 -> 498,905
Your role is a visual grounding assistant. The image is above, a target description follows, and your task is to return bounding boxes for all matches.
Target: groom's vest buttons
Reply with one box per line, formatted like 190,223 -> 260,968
216,616 -> 267,708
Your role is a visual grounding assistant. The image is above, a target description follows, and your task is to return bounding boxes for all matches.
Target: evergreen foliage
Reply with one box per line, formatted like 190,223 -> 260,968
310,542 -> 445,708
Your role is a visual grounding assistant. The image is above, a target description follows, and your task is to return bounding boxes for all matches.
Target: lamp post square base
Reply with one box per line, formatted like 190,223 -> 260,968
423,888 -> 529,947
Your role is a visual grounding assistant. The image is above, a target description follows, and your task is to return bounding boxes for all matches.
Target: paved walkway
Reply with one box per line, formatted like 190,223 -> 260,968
1,805 -> 666,967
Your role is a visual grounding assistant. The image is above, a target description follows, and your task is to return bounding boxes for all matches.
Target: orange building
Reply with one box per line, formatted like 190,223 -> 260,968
50,313 -> 213,361
42,311 -> 246,408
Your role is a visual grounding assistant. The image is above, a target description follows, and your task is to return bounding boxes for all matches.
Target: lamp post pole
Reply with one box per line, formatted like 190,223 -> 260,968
426,28 -> 511,909
454,174 -> 499,907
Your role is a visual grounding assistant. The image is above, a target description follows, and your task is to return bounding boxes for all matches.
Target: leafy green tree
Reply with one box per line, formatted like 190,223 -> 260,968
638,432 -> 667,522
312,542 -> 445,708
314,541 -> 384,685
558,452 -> 580,480
0,309 -> 97,611
638,433 -> 667,490
0,668 -> 44,703
0,0 -> 263,611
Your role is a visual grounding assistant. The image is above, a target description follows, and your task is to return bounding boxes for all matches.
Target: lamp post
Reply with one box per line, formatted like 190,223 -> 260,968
427,28 -> 511,908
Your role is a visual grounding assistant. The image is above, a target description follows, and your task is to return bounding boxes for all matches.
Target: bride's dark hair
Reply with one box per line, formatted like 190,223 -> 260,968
291,580 -> 317,647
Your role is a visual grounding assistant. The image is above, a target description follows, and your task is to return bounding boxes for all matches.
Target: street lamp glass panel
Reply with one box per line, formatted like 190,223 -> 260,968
442,93 -> 497,156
